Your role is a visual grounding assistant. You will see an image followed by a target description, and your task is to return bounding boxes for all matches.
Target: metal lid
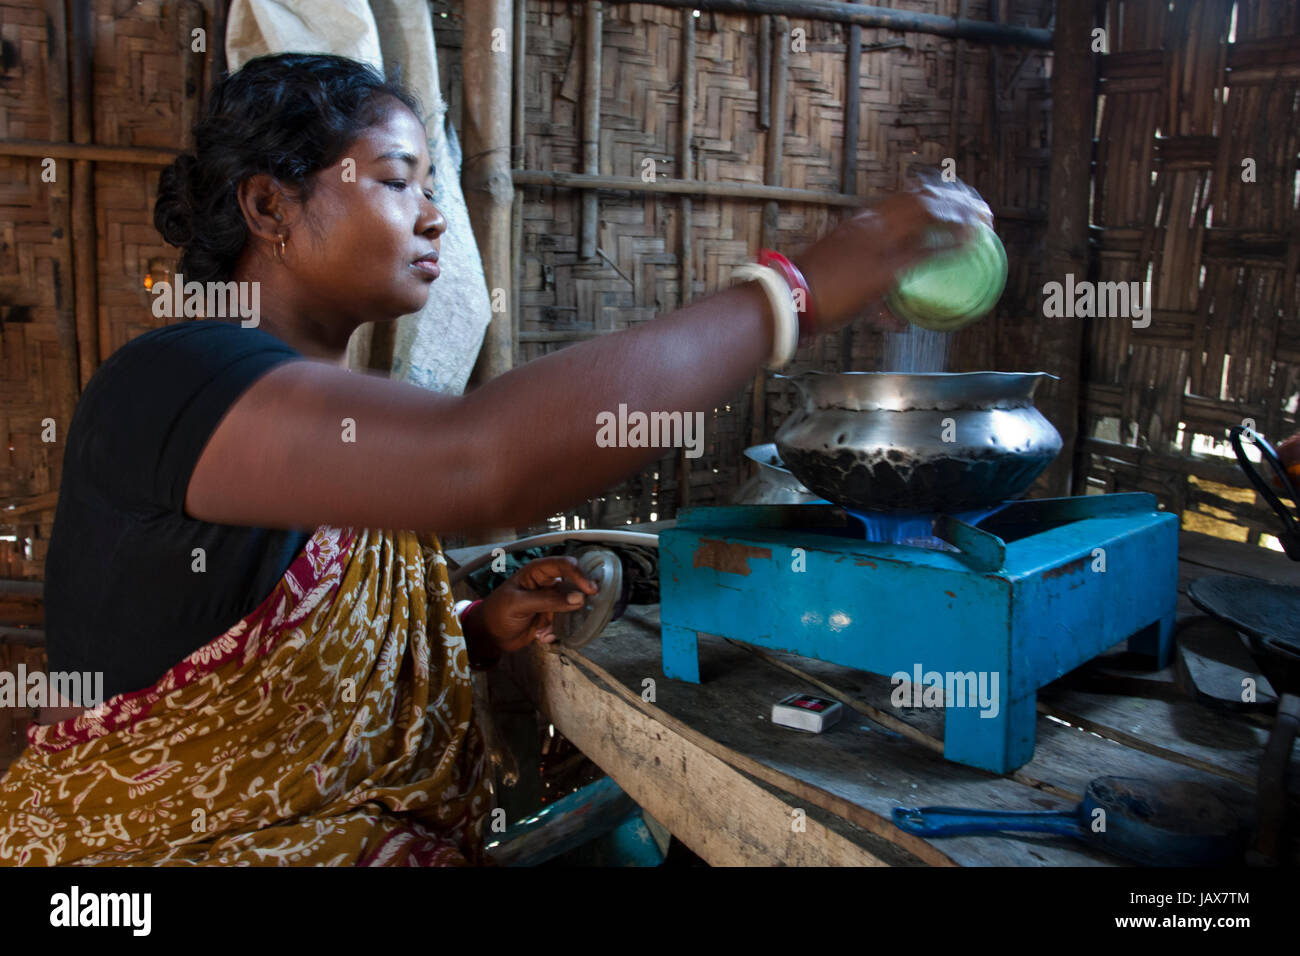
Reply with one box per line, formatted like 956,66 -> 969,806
553,548 -> 623,650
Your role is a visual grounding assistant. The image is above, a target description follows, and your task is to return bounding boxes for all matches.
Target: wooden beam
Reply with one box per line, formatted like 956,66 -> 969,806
0,139 -> 181,165
512,168 -> 864,205
464,0 -> 516,385
207,0 -> 229,99
1,491 -> 60,519
67,0 -> 100,379
511,0 -> 527,366
750,15 -> 787,450
179,1 -> 204,148
602,0 -> 1053,48
840,4 -> 862,196
948,0 -> 967,158
1041,0 -> 1097,497
43,1 -> 81,449
580,1 -> 603,261
677,9 -> 697,513
515,169 -> 1045,218
757,11 -> 771,129
833,7 -> 865,370
505,643 -> 902,865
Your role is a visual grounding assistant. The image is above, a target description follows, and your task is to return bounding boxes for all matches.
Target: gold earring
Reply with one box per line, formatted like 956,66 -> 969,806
276,235 -> 287,262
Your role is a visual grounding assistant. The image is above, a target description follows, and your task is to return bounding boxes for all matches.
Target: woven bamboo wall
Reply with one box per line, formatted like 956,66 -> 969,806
1,0 -> 219,767
1,0 -> 213,584
1079,0 -> 1300,549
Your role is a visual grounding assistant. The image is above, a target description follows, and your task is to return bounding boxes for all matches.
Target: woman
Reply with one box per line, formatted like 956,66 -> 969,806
0,53 -> 990,866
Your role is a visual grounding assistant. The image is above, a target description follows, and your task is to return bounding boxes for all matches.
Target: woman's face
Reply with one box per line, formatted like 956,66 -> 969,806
287,101 -> 445,322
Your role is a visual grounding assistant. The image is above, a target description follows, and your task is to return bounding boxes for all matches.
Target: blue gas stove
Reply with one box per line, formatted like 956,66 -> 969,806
657,493 -> 1179,773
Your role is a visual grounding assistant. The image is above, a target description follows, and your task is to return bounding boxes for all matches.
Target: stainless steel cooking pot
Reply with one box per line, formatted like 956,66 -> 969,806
774,371 -> 1062,513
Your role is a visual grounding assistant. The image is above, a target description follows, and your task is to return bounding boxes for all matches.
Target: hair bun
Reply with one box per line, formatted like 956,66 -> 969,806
154,153 -> 199,247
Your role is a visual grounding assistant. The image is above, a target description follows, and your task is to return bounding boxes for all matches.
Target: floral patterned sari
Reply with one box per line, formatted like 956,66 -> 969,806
0,526 -> 494,866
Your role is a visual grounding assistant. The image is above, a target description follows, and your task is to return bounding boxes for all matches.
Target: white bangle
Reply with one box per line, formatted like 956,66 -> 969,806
452,599 -> 475,619
733,263 -> 798,370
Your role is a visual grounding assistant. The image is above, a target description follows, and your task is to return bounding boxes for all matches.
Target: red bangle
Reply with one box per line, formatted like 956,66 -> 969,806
757,249 -> 815,329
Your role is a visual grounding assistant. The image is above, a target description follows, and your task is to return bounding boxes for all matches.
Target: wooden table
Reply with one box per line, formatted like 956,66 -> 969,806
496,528 -> 1300,866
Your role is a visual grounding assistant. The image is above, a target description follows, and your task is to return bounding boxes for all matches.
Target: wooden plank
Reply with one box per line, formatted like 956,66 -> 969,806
1179,530 -> 1300,586
577,608 -> 1113,865
504,635 -> 913,866
722,617 -> 1289,806
1037,686 -> 1293,793
563,599 -> 1295,864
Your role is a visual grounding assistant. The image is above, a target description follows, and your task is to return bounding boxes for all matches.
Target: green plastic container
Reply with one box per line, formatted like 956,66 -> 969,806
885,221 -> 1008,332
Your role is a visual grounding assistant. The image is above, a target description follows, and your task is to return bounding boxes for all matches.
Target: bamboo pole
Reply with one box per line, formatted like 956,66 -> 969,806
989,0 -> 1002,152
602,0 -> 1053,48
581,2 -> 604,260
840,10 -> 862,196
1043,0 -> 1097,497
0,140 -> 180,164
948,0 -> 967,159
677,10 -> 696,514
513,167 -> 863,205
516,330 -> 605,342
208,0 -> 229,97
750,15 -> 788,450
511,0 -> 527,365
179,1 -> 204,147
838,1 -> 865,370
43,0 -> 80,441
510,170 -> 1046,219
464,0 -> 516,386
67,0 -> 99,380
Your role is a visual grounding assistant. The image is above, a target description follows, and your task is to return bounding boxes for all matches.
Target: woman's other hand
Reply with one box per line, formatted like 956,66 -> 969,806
790,180 -> 994,337
472,556 -> 598,654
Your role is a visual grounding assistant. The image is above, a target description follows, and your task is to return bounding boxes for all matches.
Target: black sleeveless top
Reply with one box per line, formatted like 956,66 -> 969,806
43,320 -> 313,701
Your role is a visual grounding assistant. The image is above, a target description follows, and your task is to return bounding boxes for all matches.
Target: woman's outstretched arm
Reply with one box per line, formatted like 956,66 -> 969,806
184,186 -> 991,534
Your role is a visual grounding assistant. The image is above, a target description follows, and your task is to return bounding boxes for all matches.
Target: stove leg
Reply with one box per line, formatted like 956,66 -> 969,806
943,693 -> 1036,774
1126,613 -> 1175,669
661,623 -> 702,683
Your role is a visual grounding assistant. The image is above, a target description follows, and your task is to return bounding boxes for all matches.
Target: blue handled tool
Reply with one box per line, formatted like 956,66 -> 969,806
893,776 -> 1247,866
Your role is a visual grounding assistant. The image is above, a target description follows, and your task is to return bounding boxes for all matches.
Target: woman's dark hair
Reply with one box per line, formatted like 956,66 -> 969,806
154,53 -> 424,284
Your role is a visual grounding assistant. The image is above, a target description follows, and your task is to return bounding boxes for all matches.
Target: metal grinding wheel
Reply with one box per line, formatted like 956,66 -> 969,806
553,548 -> 623,650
